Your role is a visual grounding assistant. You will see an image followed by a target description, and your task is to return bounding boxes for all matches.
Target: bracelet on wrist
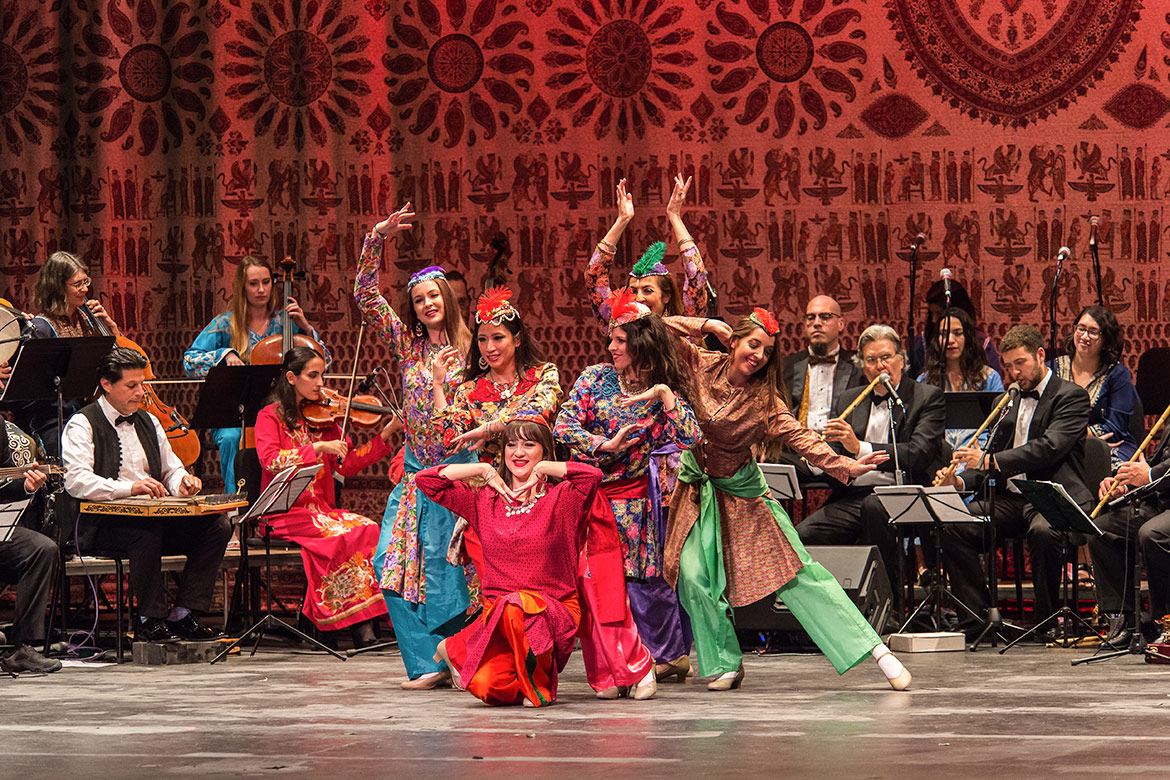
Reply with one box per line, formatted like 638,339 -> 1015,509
597,239 -> 617,253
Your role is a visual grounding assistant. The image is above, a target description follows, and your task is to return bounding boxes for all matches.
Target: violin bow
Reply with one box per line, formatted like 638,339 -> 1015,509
340,322 -> 366,442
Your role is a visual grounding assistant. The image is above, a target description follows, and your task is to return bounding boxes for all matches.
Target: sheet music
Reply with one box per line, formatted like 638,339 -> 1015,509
0,498 -> 32,543
873,485 -> 984,524
236,463 -> 322,524
759,462 -> 802,501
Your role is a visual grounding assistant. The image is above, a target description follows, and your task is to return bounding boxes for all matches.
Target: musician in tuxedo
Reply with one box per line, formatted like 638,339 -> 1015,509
782,295 -> 866,436
0,422 -> 60,673
797,324 -> 946,617
936,325 -> 1092,634
62,347 -> 232,643
1086,429 -> 1170,647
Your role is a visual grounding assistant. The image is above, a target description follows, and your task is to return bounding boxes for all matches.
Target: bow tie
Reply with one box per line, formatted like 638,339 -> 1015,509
870,394 -> 893,408
1019,390 -> 1040,400
115,414 -> 137,426
808,354 -> 837,366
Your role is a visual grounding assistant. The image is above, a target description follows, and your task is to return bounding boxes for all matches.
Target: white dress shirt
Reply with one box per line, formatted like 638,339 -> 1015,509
62,396 -> 189,501
1005,368 -> 1052,493
805,348 -> 840,434
854,397 -> 896,487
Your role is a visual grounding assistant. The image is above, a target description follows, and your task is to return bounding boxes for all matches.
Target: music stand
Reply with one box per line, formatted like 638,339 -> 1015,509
190,363 -> 282,436
0,498 -> 32,543
1072,473 -> 1170,665
210,463 -> 347,663
944,392 -> 1001,432
875,485 -> 986,633
998,478 -> 1104,652
760,462 -> 802,502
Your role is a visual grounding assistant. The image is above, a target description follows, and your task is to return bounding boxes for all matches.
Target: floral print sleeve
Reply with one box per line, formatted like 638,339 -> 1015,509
586,244 -> 616,326
353,231 -> 409,359
499,362 -> 563,426
183,311 -> 237,377
767,403 -> 854,483
555,364 -> 620,465
680,241 -> 709,317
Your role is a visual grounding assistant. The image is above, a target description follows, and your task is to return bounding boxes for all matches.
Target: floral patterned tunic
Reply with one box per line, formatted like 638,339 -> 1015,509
435,363 -> 564,462
183,310 -> 328,376
254,403 -> 390,629
586,241 -> 709,324
554,363 -> 701,579
353,230 -> 470,606
663,317 -> 856,606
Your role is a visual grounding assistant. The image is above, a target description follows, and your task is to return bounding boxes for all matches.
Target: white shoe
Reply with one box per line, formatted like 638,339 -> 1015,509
633,668 -> 657,700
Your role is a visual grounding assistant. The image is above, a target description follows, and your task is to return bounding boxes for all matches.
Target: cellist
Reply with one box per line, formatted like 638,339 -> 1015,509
183,255 -> 328,492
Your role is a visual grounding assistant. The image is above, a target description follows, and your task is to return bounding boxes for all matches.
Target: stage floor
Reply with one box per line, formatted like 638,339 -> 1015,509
1,643 -> 1164,777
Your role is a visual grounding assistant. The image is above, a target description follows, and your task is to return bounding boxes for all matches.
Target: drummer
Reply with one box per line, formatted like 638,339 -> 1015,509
183,255 -> 327,493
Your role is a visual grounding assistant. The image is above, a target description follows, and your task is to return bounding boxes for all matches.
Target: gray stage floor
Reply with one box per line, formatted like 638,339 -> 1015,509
1,644 -> 1165,777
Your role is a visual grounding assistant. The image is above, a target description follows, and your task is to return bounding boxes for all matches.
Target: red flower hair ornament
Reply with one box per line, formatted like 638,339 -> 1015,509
476,286 -> 519,326
749,307 -> 779,336
606,288 -> 652,331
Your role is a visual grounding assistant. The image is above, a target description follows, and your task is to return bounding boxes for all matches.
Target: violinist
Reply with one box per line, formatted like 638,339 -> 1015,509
253,346 -> 395,647
9,252 -> 120,456
184,255 -> 328,492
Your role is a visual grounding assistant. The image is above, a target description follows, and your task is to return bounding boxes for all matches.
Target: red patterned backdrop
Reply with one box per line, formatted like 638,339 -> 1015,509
0,0 -> 1165,509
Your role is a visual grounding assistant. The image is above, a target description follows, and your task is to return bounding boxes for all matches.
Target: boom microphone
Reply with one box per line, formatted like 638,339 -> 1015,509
1089,215 -> 1099,248
940,267 -> 953,306
878,372 -> 905,412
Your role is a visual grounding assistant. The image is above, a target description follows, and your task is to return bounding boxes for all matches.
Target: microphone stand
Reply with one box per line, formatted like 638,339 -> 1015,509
1089,234 -> 1103,307
1048,250 -> 1063,357
887,396 -> 904,486
906,240 -> 920,370
969,396 -> 1025,650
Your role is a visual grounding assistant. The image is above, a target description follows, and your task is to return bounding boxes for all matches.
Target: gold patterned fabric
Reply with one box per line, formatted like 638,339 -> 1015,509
663,317 -> 855,605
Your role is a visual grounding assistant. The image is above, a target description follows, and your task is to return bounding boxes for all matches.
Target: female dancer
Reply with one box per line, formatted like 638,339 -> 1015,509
583,175 -> 705,680
184,255 -> 326,491
919,306 -> 1005,450
432,287 -> 562,458
21,252 -> 122,454
556,290 -> 700,696
421,417 -> 603,707
1052,305 -> 1138,468
664,309 -> 912,691
254,347 -> 391,647
354,203 -> 477,691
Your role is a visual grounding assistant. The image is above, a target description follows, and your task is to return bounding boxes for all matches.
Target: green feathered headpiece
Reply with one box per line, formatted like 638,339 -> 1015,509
628,241 -> 669,279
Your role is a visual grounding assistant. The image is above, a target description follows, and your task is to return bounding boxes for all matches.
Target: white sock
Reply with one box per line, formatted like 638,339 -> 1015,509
872,644 -> 904,679
716,670 -> 739,680
638,667 -> 655,687
417,671 -> 440,680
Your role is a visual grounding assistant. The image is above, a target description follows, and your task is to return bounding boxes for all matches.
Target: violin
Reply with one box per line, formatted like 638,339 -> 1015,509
250,255 -> 328,365
80,299 -> 203,468
301,386 -> 399,429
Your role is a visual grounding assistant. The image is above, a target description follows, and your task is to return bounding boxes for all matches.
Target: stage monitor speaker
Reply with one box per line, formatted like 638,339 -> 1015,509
733,545 -> 893,652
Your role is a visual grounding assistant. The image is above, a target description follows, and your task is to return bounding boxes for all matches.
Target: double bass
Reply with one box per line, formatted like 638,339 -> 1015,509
80,301 -> 202,467
249,256 -> 326,365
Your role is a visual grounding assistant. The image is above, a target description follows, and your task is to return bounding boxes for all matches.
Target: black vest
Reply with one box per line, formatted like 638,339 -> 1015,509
79,403 -> 163,483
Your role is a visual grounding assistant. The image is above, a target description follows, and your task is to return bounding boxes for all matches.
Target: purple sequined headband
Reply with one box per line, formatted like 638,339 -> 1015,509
408,265 -> 446,289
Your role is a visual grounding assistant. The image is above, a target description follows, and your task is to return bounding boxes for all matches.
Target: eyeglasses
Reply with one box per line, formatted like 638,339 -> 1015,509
804,312 -> 839,322
1074,325 -> 1101,339
863,353 -> 900,366
68,278 -> 92,290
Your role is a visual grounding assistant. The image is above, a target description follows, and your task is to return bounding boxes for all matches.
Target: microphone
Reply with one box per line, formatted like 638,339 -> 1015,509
940,267 -> 953,306
878,372 -> 905,412
1089,216 -> 1099,248
910,233 -> 926,251
1055,246 -> 1071,263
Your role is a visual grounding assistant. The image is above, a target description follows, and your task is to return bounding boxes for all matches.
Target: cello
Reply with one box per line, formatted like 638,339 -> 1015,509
249,255 -> 327,365
80,300 -> 202,467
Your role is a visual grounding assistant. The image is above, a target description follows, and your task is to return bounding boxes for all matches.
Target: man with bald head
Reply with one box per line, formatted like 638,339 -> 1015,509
782,295 -> 865,435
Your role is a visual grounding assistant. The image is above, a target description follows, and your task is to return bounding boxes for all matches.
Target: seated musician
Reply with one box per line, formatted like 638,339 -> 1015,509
11,252 -> 121,456
797,325 -> 945,619
253,346 -> 395,648
1050,305 -> 1139,470
0,421 -> 60,673
1086,431 -> 1170,648
936,325 -> 1092,637
62,347 -> 231,643
183,255 -> 327,493
782,295 -> 866,438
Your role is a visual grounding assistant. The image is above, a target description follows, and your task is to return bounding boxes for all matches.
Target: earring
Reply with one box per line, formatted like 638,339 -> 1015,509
479,356 -> 488,369
414,322 -> 424,337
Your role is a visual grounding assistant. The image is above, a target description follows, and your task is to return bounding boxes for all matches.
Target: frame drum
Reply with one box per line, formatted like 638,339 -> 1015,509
0,307 -> 23,365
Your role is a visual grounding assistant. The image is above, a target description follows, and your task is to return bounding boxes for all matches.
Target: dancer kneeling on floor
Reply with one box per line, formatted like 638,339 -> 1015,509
420,417 -> 603,707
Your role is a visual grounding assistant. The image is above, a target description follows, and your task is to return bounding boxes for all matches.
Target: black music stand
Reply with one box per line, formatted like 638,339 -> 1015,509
998,478 -> 1104,653
1072,473 -> 1170,665
943,392 -> 1001,433
875,485 -> 986,633
210,463 -> 346,663
190,364 -> 281,627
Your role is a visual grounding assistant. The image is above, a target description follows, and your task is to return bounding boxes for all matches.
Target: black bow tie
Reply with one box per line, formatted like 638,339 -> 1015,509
870,394 -> 892,408
115,414 -> 136,426
1019,390 -> 1040,400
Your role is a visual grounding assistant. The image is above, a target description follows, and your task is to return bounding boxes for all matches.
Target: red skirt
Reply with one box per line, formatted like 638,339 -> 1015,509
446,591 -> 581,707
263,507 -> 388,630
